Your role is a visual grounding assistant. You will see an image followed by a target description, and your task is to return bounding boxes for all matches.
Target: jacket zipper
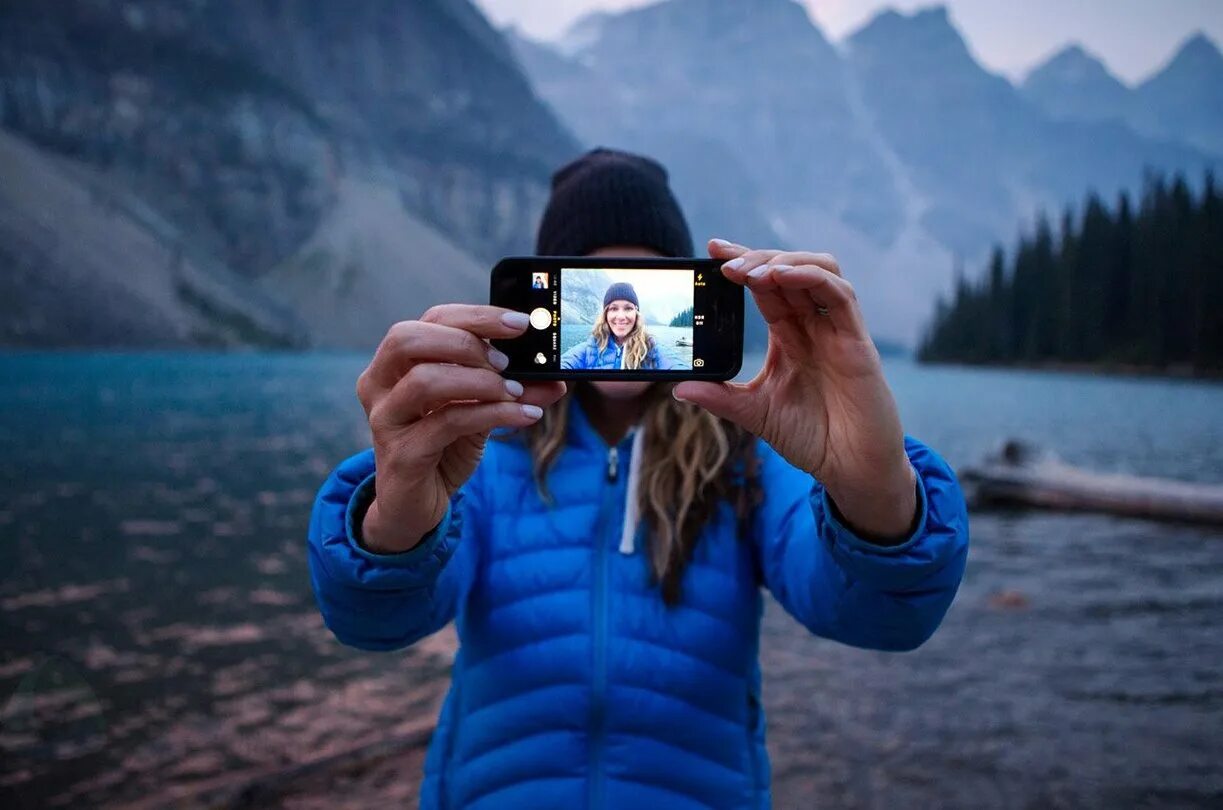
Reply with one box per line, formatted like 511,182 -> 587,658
589,445 -> 619,810
746,685 -> 763,808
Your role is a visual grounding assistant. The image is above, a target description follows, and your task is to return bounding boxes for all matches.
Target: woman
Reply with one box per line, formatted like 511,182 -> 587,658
308,149 -> 969,809
560,281 -> 682,370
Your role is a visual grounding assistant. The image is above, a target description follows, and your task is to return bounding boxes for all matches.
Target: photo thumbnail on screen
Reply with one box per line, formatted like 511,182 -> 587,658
560,267 -> 695,371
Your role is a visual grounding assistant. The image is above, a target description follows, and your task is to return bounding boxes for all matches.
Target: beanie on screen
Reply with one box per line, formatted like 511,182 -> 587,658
602,282 -> 639,309
535,148 -> 694,258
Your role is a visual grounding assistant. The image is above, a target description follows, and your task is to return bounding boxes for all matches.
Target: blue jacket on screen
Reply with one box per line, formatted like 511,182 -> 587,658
560,335 -> 683,370
307,397 -> 969,809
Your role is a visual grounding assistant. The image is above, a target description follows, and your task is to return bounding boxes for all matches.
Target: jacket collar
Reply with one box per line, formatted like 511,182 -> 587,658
566,391 -> 636,454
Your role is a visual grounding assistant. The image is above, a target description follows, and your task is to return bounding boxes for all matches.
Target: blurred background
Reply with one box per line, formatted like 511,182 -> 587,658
1,0 -> 1220,807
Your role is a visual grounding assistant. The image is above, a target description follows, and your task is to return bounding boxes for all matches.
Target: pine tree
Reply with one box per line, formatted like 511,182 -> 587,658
669,306 -> 694,328
918,171 -> 1221,374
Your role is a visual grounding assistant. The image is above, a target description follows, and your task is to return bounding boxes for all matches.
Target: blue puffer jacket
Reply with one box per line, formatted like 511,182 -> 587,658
308,398 -> 969,809
560,335 -> 683,370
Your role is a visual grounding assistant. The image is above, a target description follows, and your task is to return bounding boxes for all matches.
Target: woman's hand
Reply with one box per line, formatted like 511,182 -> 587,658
674,240 -> 917,541
356,305 -> 566,554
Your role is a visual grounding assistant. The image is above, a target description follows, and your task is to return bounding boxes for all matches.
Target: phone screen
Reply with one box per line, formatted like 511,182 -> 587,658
490,257 -> 743,381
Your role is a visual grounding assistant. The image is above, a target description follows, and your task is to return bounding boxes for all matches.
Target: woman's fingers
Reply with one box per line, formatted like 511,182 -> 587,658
360,318 -> 515,406
762,254 -> 846,321
672,381 -> 761,434
714,247 -> 790,323
415,400 -> 546,454
373,364 -> 523,427
708,238 -> 748,259
420,303 -> 532,338
372,366 -> 566,432
720,248 -> 782,284
519,381 -> 568,409
767,252 -> 843,277
767,263 -> 868,338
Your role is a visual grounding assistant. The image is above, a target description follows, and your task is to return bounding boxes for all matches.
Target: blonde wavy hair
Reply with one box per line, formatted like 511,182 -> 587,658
592,303 -> 655,369
523,386 -> 762,605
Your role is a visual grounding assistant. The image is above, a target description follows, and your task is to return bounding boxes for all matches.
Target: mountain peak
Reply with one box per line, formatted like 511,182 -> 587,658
1129,29 -> 1223,154
1042,44 -> 1098,70
914,5 -> 952,23
848,3 -> 985,77
1181,31 -> 1220,54
1021,43 -> 1130,124
1165,30 -> 1223,71
564,0 -> 801,38
849,4 -> 963,51
1139,29 -> 1223,93
562,0 -> 835,62
1024,43 -> 1125,90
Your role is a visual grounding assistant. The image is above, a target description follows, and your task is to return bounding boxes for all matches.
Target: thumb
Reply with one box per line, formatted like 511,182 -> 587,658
672,381 -> 758,430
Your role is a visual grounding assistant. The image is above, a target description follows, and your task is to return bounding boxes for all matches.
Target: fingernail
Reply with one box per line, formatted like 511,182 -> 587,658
725,258 -> 745,271
501,311 -> 530,330
747,263 -> 771,279
672,389 -> 687,402
488,347 -> 509,370
771,264 -> 793,274
521,404 -> 543,420
505,379 -> 524,398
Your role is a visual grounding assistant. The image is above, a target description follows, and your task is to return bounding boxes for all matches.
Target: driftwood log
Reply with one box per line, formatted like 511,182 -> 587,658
961,440 -> 1223,526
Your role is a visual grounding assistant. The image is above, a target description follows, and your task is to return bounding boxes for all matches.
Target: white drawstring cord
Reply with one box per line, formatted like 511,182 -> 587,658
619,427 -> 645,555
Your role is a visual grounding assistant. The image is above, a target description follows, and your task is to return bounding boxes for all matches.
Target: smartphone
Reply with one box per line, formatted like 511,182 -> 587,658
489,256 -> 743,381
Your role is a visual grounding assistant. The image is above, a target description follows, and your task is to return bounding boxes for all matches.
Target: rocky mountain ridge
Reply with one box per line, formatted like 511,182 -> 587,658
2,0 -> 1217,348
512,1 -> 1217,343
0,0 -> 578,347
1023,33 -> 1223,157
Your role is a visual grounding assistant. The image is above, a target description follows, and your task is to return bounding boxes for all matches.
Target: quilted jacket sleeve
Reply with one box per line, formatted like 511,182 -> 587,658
306,449 -> 481,651
751,436 -> 969,652
560,339 -> 593,370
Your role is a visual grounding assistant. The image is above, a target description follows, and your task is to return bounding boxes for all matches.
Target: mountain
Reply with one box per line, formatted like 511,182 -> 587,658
845,7 -> 1030,256
510,0 -> 918,343
845,7 -> 1208,255
0,130 -> 305,347
0,0 -> 579,348
1020,45 -> 1131,125
4,0 -> 1218,349
1022,33 -> 1223,158
536,0 -> 904,247
1132,33 -> 1223,156
512,2 -> 1215,344
558,268 -> 615,326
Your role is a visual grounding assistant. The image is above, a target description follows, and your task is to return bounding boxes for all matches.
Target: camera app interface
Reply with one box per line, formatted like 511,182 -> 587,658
520,266 -> 712,372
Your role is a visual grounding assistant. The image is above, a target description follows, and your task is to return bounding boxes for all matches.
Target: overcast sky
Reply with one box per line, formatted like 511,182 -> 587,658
474,0 -> 1223,84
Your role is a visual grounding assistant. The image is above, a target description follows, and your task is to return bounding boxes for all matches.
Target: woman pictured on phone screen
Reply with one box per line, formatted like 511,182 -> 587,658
307,148 -> 969,809
560,282 -> 682,370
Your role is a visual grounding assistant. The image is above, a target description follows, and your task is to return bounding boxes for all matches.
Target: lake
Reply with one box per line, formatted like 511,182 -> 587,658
1,352 -> 1221,808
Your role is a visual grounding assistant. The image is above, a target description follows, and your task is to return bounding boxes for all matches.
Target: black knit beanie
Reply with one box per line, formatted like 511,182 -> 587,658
536,148 -> 694,258
602,282 -> 639,308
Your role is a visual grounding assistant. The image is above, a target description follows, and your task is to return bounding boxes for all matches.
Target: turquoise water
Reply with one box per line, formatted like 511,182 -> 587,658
1,352 -> 1221,807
